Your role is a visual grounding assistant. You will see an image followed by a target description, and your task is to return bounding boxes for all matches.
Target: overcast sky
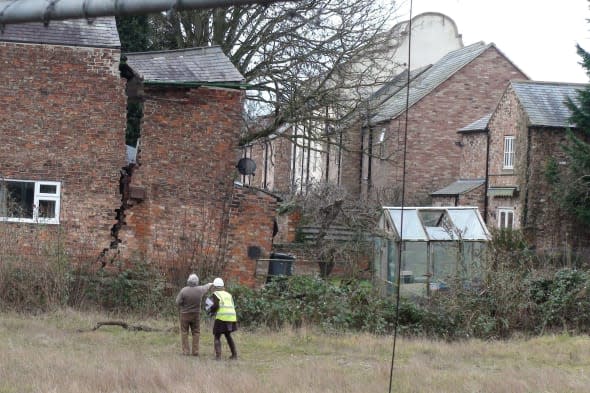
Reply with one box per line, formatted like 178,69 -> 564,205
395,0 -> 590,84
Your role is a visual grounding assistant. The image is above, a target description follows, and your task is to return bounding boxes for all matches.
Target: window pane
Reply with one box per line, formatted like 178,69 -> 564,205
6,181 -> 34,218
39,184 -> 57,194
507,212 -> 513,229
38,200 -> 56,219
500,211 -> 506,228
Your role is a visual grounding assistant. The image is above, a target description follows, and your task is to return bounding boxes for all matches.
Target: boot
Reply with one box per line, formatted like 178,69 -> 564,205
227,335 -> 237,360
214,339 -> 222,360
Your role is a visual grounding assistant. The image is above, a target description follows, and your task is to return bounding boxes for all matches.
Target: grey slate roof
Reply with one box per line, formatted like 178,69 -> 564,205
511,81 -> 588,128
458,113 -> 492,133
431,179 -> 485,196
125,46 -> 244,84
368,42 -> 492,124
0,17 -> 120,48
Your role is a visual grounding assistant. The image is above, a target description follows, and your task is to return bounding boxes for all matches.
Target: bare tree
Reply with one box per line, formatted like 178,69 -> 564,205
145,0 -> 402,144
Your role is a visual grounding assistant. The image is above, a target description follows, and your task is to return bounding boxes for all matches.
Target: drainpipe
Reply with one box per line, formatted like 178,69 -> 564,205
337,130 -> 343,185
367,126 -> 373,195
263,141 -> 268,189
483,129 -> 490,223
523,127 -> 533,228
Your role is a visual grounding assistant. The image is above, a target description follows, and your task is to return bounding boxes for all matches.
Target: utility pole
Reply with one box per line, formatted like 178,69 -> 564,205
0,0 -> 294,25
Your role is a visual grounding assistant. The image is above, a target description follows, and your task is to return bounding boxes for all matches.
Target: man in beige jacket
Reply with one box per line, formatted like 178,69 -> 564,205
175,274 -> 213,356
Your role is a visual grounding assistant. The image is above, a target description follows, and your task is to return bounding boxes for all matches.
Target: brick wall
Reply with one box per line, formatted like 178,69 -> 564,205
0,42 -> 126,258
459,131 -> 488,179
224,184 -> 278,287
118,86 -> 256,279
486,86 -> 528,230
352,46 -> 526,205
487,87 -> 590,259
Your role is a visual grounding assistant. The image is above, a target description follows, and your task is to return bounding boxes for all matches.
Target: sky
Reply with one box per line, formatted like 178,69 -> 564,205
395,0 -> 590,84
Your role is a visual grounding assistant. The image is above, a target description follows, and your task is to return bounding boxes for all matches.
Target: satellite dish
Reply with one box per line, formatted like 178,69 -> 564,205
236,157 -> 256,175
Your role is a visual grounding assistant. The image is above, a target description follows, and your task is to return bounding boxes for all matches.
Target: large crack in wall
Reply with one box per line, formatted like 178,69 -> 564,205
97,58 -> 144,267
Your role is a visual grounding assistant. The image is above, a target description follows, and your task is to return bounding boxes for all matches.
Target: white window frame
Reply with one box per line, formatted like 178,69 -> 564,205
503,136 -> 515,169
0,179 -> 61,224
498,207 -> 514,229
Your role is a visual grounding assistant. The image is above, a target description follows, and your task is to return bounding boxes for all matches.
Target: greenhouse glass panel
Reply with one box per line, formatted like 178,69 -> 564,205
425,226 -> 455,240
431,242 -> 459,283
447,208 -> 489,240
400,241 -> 428,282
387,209 -> 427,240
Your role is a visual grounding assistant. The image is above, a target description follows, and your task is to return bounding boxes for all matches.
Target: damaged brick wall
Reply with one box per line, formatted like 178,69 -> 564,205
224,183 -> 278,287
117,85 -> 247,281
0,42 -> 126,258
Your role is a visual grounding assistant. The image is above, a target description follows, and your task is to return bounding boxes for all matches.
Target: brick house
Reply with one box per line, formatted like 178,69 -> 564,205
241,12 -> 465,196
434,80 -> 590,260
342,42 -> 527,205
0,18 -> 126,260
485,81 -> 589,258
1,20 -> 278,286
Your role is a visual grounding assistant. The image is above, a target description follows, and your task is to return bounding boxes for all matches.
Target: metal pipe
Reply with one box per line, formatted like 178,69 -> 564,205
0,0 -> 293,25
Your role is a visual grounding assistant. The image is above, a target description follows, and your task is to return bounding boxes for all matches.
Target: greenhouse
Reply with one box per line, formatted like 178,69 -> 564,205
374,206 -> 490,297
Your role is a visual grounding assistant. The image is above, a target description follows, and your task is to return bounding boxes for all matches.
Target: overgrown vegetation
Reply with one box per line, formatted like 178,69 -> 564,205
1,223 -> 589,340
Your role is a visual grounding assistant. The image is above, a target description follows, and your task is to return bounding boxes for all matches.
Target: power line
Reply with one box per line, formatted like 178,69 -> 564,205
388,0 -> 412,392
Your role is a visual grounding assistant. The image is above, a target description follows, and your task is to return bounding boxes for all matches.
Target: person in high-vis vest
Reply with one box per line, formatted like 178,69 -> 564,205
206,277 -> 238,360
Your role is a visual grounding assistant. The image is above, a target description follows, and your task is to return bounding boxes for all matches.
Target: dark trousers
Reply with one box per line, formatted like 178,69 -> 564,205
214,331 -> 237,359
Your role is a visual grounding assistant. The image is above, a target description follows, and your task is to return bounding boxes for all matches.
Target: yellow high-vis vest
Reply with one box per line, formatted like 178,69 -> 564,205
214,290 -> 237,322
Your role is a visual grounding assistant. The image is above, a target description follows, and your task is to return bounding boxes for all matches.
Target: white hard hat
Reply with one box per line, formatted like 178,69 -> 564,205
213,277 -> 224,287
188,274 -> 199,285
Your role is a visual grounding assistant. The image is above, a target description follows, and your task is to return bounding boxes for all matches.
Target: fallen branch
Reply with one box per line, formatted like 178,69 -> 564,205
77,320 -> 165,333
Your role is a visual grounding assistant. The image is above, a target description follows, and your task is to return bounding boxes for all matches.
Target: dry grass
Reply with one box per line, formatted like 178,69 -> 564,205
0,309 -> 589,393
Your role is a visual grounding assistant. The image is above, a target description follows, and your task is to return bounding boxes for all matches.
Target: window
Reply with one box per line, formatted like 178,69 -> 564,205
503,136 -> 515,169
0,180 -> 60,224
498,208 -> 514,229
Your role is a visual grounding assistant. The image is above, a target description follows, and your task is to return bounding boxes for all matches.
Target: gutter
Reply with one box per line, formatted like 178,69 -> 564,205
143,80 -> 250,90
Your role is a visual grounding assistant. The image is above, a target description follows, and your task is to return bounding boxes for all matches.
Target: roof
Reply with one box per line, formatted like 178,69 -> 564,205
431,179 -> 485,196
125,46 -> 244,84
368,42 -> 493,124
0,17 -> 120,48
458,113 -> 492,133
510,80 -> 588,128
381,206 -> 490,241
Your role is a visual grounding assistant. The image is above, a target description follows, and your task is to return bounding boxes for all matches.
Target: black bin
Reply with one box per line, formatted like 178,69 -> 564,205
266,252 -> 295,282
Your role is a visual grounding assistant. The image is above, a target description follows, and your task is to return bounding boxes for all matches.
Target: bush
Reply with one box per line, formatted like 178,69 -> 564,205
0,256 -> 74,312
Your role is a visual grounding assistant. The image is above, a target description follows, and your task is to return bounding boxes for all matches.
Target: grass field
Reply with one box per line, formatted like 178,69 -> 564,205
0,309 -> 589,393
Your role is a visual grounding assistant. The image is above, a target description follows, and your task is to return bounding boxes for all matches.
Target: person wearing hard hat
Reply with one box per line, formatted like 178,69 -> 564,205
175,273 -> 213,356
206,277 -> 238,360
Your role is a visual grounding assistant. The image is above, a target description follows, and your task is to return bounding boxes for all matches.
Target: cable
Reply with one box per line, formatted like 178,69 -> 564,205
388,0 -> 412,392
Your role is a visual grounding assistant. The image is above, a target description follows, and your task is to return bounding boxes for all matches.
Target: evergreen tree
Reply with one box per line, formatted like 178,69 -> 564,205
563,44 -> 590,224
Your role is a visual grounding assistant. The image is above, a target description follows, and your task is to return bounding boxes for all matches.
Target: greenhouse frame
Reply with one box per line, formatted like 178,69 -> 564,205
374,206 -> 491,297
